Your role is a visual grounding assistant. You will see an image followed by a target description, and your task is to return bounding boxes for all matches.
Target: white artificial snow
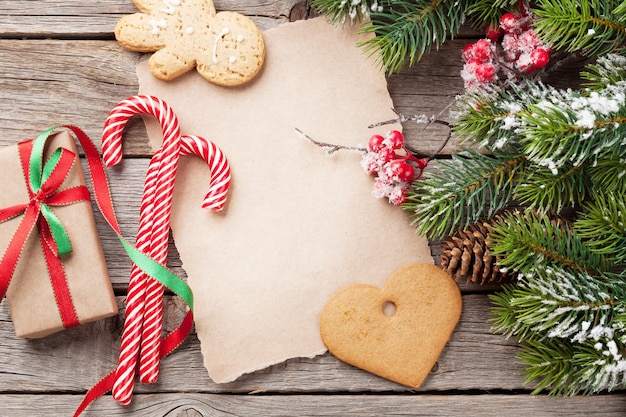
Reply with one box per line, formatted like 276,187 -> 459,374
537,158 -> 559,175
575,109 -> 596,129
605,340 -> 622,361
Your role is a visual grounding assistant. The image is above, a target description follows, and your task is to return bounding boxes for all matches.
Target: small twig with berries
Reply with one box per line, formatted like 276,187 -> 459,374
366,109 -> 453,161
296,115 -> 452,206
368,109 -> 434,128
295,128 -> 367,155
368,108 -> 452,132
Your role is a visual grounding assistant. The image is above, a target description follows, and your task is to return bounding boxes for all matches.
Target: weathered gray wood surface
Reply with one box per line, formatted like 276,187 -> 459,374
0,1 -> 623,416
1,394 -> 626,416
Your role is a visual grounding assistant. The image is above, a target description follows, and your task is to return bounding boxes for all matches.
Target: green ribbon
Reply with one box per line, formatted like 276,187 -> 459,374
30,128 -> 74,256
28,126 -> 194,310
119,238 -> 194,310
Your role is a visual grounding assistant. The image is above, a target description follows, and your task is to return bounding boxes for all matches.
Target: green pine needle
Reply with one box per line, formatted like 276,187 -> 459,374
533,0 -> 626,56
514,162 -> 591,213
518,337 -> 626,395
581,54 -> 626,90
588,155 -> 626,194
520,83 -> 626,169
517,337 -> 578,395
488,210 -> 607,275
404,150 -> 525,238
452,92 -> 524,149
311,0 -> 381,24
490,267 -> 626,395
490,267 -> 626,342
358,0 -> 469,73
575,191 -> 626,265
453,82 -> 554,150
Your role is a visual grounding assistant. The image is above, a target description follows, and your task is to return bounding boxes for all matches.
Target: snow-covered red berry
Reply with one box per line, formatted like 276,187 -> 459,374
475,62 -> 497,83
486,24 -> 503,42
518,30 -> 541,51
386,130 -> 404,149
388,187 -> 408,206
378,147 -> 395,163
368,134 -> 385,152
531,48 -> 550,68
502,33 -> 520,61
462,43 -> 475,61
472,39 -> 492,61
500,13 -> 519,32
462,39 -> 492,62
389,160 -> 416,183
465,57 -> 483,67
360,152 -> 380,174
517,53 -> 536,73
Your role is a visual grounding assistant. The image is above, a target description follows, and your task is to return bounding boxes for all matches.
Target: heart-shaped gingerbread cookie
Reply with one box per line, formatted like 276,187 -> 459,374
320,263 -> 462,388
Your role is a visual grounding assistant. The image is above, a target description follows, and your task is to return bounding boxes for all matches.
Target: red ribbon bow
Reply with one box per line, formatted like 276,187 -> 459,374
0,138 -> 91,329
0,126 -> 197,415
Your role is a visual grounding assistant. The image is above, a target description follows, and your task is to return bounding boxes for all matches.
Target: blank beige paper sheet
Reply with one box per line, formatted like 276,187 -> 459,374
137,17 -> 433,383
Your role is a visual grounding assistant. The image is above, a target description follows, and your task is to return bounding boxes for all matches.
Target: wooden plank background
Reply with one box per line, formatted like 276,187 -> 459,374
0,1 -> 623,415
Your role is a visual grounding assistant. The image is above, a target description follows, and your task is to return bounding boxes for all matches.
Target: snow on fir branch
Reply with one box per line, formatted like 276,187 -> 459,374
581,54 -> 626,90
310,0 -> 383,24
521,80 -> 626,169
405,150 -> 525,238
403,52 -> 625,396
519,337 -> 626,396
406,54 -> 626,236
490,267 -> 626,342
490,267 -> 626,395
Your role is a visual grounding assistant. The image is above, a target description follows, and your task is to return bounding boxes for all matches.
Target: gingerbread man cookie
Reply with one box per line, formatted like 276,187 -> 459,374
115,0 -> 265,86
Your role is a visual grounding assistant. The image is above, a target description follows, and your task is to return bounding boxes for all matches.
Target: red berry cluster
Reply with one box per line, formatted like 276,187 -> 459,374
461,38 -> 497,89
360,130 -> 427,206
461,10 -> 550,91
498,12 -> 550,73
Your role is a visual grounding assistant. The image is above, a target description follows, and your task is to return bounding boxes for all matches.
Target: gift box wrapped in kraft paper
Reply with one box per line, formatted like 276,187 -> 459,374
0,130 -> 118,338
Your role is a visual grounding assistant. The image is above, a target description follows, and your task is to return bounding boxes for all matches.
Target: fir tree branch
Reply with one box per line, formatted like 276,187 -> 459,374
517,337 -> 579,395
490,266 -> 626,395
452,83 -> 552,150
520,81 -> 626,169
488,210 -> 608,276
581,54 -> 626,90
575,191 -> 626,265
358,0 -> 470,73
518,337 -> 626,395
311,0 -> 382,24
404,150 -> 525,238
533,0 -> 626,56
588,155 -> 626,194
491,268 -> 626,343
514,162 -> 591,213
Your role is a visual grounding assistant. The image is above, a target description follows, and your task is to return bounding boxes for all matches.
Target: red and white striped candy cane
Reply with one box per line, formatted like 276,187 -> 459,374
102,96 -> 233,404
102,95 -> 182,406
138,134 -> 231,383
181,135 -> 231,211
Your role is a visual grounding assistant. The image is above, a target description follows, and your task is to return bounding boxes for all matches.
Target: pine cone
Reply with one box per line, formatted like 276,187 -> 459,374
440,220 -> 510,284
